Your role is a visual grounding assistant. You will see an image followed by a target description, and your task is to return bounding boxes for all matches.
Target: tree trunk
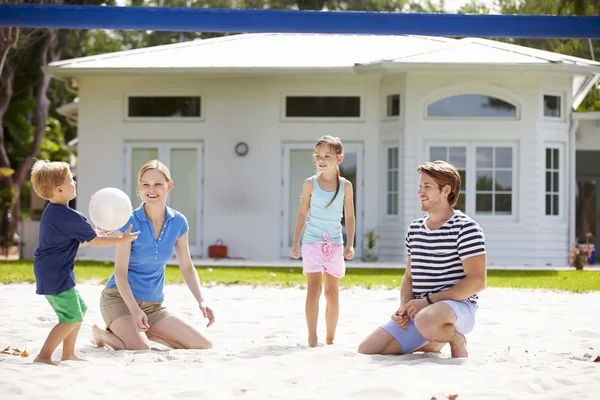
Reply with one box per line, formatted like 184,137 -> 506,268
10,29 -> 59,232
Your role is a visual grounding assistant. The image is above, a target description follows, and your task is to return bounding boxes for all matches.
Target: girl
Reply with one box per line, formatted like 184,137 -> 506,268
291,135 -> 355,347
92,160 -> 215,350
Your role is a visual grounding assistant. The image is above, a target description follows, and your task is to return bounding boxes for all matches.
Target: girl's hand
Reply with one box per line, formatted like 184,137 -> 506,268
199,302 -> 215,327
132,307 -> 150,332
343,246 -> 355,260
290,243 -> 300,259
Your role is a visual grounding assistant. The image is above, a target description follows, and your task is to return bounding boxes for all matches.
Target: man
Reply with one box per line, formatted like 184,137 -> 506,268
358,161 -> 486,358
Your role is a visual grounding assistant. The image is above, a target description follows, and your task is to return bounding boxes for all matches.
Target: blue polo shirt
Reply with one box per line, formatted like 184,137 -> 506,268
105,204 -> 188,302
34,203 -> 97,295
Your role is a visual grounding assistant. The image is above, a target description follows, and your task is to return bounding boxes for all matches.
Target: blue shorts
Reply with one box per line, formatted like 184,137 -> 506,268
380,299 -> 476,354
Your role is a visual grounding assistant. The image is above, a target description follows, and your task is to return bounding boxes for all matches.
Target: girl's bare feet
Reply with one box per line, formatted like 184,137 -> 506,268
62,354 -> 87,362
33,356 -> 59,366
308,334 -> 318,348
326,337 -> 334,345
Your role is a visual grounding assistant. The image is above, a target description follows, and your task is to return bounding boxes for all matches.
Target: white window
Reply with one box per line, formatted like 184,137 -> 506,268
427,94 -> 518,119
545,147 -> 560,216
428,143 -> 515,217
543,94 -> 562,119
386,146 -> 399,215
386,94 -> 400,117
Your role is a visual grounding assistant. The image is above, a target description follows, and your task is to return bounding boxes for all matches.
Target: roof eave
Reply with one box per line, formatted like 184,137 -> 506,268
372,61 -> 600,74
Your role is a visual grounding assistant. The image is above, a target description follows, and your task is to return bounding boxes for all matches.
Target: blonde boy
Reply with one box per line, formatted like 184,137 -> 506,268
31,160 -> 139,365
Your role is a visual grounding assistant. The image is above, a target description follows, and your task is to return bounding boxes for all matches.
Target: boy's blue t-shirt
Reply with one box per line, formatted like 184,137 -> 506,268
105,204 -> 189,302
33,202 -> 97,295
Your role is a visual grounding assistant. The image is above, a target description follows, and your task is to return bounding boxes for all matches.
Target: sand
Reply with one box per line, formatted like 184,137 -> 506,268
1,283 -> 598,400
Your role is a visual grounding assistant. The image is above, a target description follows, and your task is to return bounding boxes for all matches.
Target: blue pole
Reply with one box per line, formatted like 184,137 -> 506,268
0,4 -> 599,39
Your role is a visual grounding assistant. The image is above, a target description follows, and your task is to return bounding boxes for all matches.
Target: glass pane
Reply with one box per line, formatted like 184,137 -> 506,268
495,147 -> 512,169
427,94 -> 517,118
546,148 -> 552,169
339,151 -> 358,243
392,171 -> 398,192
476,170 -> 493,190
455,195 -> 465,212
495,171 -> 512,191
546,194 -> 552,215
553,194 -> 559,215
544,95 -> 561,118
131,148 -> 159,207
459,170 -> 466,190
476,194 -> 493,213
387,94 -> 400,117
170,148 -> 198,247
430,146 -> 447,162
393,147 -> 399,169
476,147 -> 493,168
387,171 -> 393,192
449,147 -> 467,168
388,193 -> 398,215
553,171 -> 559,192
128,96 -> 201,118
286,96 -> 361,118
546,171 -> 552,192
495,194 -> 512,214
288,149 -> 315,247
553,148 -> 559,169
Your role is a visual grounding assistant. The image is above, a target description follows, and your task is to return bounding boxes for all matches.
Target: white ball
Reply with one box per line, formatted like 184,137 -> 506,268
88,187 -> 133,231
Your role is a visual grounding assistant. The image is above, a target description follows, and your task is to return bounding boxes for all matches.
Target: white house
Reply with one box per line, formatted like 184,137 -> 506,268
42,33 -> 600,266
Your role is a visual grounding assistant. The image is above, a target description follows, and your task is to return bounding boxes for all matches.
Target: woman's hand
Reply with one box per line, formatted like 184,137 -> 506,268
132,307 -> 150,332
199,301 -> 215,328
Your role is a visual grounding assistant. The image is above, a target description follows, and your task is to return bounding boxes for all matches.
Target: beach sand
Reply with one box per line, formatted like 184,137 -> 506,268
1,283 -> 598,399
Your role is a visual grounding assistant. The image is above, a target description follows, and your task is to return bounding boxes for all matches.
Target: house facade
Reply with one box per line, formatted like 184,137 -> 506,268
43,33 -> 600,266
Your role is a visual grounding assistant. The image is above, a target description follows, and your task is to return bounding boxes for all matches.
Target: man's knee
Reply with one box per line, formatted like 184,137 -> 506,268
357,338 -> 375,354
125,342 -> 151,351
414,312 -> 440,339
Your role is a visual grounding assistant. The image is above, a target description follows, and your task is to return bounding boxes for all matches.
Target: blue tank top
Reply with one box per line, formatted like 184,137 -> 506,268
302,175 -> 345,244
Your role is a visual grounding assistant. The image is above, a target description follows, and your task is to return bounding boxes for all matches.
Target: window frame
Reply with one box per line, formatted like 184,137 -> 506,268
425,94 -> 520,121
543,143 -> 564,219
280,92 -> 365,122
123,93 -> 205,122
542,93 -> 564,121
384,144 -> 400,217
425,141 -> 518,220
383,93 -> 401,120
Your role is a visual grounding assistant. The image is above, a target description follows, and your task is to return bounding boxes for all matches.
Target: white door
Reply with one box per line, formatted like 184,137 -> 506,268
281,142 -> 364,258
124,142 -> 204,256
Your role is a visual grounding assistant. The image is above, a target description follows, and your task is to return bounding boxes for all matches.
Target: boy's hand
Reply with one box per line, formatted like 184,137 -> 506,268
121,225 -> 140,242
343,245 -> 355,260
290,243 -> 300,259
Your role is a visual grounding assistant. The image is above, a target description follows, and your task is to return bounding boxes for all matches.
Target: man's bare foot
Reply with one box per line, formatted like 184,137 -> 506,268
33,356 -> 59,366
326,337 -> 334,345
92,324 -> 125,350
449,333 -> 468,358
308,334 -> 318,348
61,354 -> 87,362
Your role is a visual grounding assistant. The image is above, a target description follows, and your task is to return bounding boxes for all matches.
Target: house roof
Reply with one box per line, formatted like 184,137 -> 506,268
44,33 -> 600,109
45,33 -> 600,73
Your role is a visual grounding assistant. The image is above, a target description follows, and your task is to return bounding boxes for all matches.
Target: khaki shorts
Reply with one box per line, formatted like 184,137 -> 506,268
100,287 -> 171,330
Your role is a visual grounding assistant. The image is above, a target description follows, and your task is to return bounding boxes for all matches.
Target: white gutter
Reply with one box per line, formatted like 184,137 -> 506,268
568,117 -> 579,256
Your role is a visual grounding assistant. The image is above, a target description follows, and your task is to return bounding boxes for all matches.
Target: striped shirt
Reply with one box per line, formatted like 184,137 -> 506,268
406,210 -> 486,305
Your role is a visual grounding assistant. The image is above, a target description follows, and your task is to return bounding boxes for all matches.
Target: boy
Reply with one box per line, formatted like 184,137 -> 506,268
31,160 -> 139,365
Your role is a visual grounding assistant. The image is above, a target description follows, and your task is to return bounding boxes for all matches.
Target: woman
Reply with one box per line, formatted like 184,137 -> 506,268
92,160 -> 214,350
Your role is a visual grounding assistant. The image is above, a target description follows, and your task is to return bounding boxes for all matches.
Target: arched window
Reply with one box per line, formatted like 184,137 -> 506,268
427,94 -> 518,118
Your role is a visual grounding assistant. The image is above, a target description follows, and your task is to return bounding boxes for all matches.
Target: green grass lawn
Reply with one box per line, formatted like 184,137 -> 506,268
1,260 -> 599,292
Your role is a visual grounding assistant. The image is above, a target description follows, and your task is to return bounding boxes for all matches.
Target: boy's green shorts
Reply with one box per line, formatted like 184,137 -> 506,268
45,287 -> 88,324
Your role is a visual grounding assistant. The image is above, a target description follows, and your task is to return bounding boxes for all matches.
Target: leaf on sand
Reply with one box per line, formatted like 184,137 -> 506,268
593,355 -> 600,363
21,349 -> 29,357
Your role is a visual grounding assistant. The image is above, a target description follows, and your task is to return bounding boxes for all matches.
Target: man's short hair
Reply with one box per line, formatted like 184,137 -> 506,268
417,160 -> 461,207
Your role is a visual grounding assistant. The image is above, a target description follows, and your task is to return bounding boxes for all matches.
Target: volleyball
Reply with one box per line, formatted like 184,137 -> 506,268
88,187 -> 132,231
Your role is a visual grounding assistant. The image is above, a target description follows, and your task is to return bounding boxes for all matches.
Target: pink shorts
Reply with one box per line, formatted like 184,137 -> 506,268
301,241 -> 346,279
